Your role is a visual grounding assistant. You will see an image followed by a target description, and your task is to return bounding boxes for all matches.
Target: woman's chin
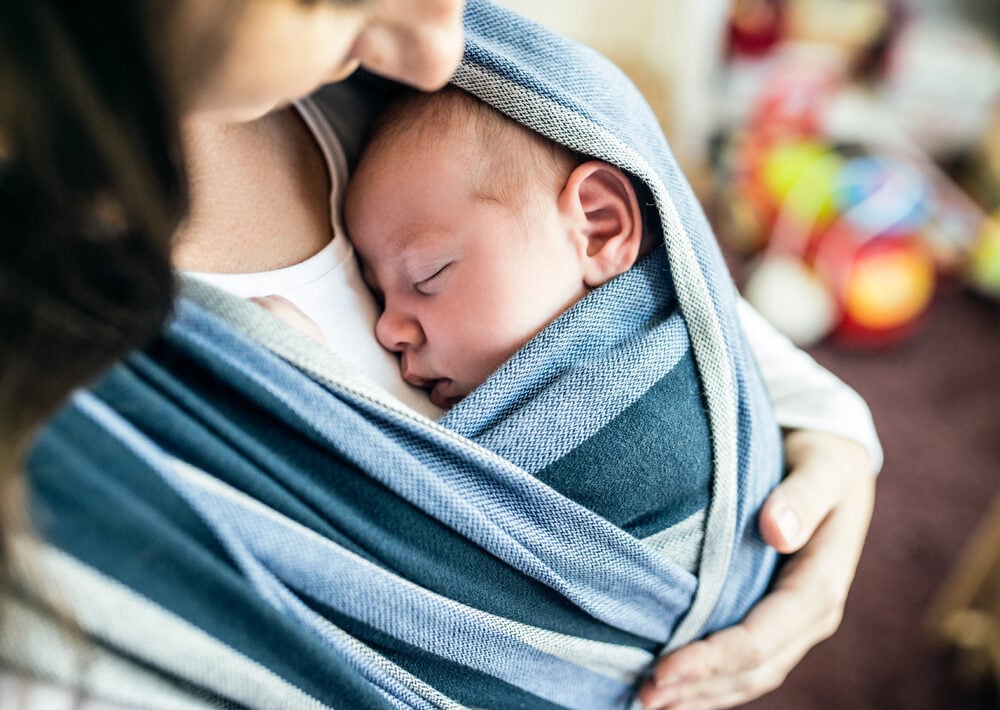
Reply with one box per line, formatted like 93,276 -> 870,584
185,96 -> 289,125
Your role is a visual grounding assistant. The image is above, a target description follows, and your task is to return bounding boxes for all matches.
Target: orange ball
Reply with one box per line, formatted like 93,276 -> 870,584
815,225 -> 936,346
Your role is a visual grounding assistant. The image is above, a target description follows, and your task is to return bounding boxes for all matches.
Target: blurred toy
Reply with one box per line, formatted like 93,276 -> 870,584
883,20 -> 1000,159
823,155 -> 936,345
759,139 -> 843,225
721,136 -> 842,255
833,154 -> 932,235
743,254 -> 838,345
813,221 -> 935,346
967,211 -> 1000,300
747,57 -> 842,139
740,146 -> 937,347
710,0 -> 998,346
728,0 -> 785,57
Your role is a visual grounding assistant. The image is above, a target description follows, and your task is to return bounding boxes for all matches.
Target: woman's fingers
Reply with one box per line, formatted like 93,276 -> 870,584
637,586 -> 819,709
758,458 -> 841,553
759,430 -> 870,553
250,295 -> 328,345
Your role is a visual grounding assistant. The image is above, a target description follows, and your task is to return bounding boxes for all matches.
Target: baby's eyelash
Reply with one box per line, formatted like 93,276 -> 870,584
414,264 -> 451,294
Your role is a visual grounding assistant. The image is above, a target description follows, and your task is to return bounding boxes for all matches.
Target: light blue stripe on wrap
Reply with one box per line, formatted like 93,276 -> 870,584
165,299 -> 696,643
71,392 -> 646,708
69,392 -> 444,710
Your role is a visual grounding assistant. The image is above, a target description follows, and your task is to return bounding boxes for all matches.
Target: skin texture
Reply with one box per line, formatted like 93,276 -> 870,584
176,0 -> 467,123
344,110 -> 643,408
168,2 -> 878,706
172,0 -> 466,274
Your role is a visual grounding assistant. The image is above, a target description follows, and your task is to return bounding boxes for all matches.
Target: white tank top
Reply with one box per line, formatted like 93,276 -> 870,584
184,98 -> 444,421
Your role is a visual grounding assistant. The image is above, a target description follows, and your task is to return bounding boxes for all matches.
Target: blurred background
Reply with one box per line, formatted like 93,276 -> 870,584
497,1 -> 1000,708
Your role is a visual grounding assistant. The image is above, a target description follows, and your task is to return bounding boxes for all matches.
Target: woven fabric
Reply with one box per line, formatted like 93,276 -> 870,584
15,2 -> 783,708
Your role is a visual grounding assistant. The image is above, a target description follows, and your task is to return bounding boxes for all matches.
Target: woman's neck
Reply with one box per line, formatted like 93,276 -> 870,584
173,107 -> 333,274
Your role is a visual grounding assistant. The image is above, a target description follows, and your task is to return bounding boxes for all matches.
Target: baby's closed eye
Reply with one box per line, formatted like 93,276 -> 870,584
414,263 -> 452,295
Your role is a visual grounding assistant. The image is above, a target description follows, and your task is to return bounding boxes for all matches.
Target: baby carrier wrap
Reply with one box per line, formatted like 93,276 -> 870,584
9,2 -> 782,708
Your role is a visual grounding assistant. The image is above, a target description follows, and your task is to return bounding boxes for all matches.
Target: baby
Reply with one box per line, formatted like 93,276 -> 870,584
257,85 -> 753,582
341,86 -> 659,409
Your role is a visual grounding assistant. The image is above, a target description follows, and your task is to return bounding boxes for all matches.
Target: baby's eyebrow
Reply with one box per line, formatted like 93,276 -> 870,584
399,239 -> 447,273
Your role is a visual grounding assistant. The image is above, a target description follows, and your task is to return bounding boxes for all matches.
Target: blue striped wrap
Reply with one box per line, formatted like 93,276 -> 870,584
17,2 -> 782,708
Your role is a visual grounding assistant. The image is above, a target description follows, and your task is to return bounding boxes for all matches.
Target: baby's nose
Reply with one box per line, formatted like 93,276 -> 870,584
375,307 -> 424,352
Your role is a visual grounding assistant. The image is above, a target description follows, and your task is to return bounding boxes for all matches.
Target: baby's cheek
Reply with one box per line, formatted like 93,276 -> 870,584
472,341 -> 524,386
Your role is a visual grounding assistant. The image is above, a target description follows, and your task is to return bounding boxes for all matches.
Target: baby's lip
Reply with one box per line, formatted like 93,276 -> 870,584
429,379 -> 463,409
400,356 -> 463,409
402,368 -> 432,388
399,354 -> 431,388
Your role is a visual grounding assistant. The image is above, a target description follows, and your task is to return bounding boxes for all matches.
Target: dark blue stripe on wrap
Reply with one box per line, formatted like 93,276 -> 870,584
28,405 -> 389,710
537,350 -> 711,538
445,249 -> 711,539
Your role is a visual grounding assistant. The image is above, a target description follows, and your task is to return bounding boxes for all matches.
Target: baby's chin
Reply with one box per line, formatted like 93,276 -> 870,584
428,378 -> 469,410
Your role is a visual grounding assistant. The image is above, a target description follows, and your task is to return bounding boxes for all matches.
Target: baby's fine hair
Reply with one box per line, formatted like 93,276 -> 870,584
361,85 -> 583,207
361,85 -> 663,255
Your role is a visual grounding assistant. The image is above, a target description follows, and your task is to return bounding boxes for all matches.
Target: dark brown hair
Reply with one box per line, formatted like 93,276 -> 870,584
0,1 -> 191,594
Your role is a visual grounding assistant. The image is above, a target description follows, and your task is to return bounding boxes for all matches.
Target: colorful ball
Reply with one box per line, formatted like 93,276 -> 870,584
759,140 -> 843,227
742,255 -> 838,346
843,242 -> 935,331
814,225 -> 936,346
834,155 -> 933,236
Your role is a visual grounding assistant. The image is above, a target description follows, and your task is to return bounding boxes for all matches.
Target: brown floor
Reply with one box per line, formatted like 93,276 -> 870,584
744,277 -> 1000,709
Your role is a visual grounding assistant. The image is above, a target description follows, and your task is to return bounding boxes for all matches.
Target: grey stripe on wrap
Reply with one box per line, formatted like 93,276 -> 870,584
641,510 -> 706,575
168,456 -> 655,685
1,537 -> 330,710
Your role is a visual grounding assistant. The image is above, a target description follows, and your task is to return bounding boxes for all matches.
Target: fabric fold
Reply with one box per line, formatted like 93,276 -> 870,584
15,1 -> 783,707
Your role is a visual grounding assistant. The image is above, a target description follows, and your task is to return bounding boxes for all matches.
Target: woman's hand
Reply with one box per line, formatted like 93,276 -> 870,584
636,430 -> 876,710
251,295 -> 328,345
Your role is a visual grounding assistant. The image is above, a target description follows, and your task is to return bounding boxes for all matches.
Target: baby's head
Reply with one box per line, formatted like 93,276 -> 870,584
345,86 -> 656,408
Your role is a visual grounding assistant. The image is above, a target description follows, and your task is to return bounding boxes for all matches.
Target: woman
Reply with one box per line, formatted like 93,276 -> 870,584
0,1 -> 877,708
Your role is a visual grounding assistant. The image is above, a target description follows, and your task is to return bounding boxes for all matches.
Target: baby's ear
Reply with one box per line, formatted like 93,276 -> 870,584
560,161 -> 643,289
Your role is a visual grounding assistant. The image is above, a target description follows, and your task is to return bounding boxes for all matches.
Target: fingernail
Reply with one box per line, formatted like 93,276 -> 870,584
629,699 -> 647,710
775,506 -> 800,544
